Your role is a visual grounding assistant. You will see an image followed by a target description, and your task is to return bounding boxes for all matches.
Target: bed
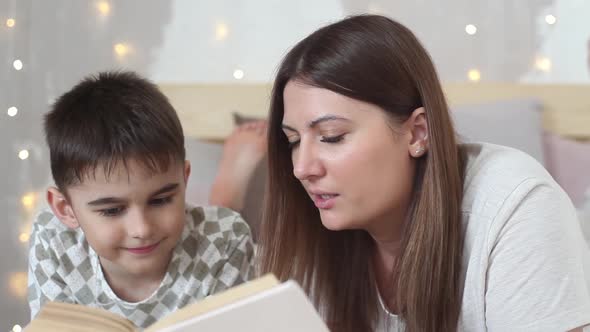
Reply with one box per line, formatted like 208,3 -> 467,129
158,82 -> 590,240
159,83 -> 590,141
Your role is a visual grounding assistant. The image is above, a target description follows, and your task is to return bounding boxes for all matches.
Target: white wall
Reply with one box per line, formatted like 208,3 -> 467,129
151,0 -> 344,83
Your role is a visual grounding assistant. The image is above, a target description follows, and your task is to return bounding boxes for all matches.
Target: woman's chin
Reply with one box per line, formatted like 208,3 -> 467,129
320,215 -> 353,231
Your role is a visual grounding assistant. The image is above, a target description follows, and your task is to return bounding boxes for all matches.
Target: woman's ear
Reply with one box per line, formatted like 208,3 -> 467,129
46,187 -> 79,229
406,107 -> 429,158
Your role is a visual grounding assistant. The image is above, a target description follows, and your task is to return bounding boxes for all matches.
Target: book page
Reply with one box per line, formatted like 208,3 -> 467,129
154,280 -> 329,332
25,302 -> 136,332
145,274 -> 279,331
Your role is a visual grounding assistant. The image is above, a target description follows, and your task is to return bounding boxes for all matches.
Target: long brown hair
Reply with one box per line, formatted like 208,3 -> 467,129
259,15 -> 464,331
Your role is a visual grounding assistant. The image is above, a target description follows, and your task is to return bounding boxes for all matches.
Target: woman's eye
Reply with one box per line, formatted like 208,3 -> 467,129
320,134 -> 345,143
288,140 -> 300,149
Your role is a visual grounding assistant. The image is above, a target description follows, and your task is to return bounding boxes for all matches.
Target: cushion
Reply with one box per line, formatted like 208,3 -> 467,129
451,98 -> 545,165
542,132 -> 590,207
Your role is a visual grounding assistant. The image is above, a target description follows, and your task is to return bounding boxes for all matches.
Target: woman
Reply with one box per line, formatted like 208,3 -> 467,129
258,15 -> 590,331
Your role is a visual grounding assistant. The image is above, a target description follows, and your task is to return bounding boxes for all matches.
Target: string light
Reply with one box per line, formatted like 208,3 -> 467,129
468,69 -> 481,82
233,69 -> 244,80
535,56 -> 552,72
19,233 -> 29,243
21,192 -> 37,210
13,59 -> 23,71
215,22 -> 229,41
7,106 -> 18,117
6,18 -> 15,28
20,221 -> 32,242
8,272 -> 27,298
18,149 -> 29,160
114,43 -> 129,56
465,24 -> 477,35
545,14 -> 557,25
96,1 -> 111,16
12,325 -> 22,332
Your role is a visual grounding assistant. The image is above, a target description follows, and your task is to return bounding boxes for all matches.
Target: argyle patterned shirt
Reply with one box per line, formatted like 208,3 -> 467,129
27,204 -> 255,328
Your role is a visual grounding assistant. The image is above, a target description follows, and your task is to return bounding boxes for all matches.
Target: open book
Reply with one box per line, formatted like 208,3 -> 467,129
25,274 -> 329,332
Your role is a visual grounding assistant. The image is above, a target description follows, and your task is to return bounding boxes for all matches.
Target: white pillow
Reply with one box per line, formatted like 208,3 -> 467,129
451,98 -> 545,165
184,138 -> 224,206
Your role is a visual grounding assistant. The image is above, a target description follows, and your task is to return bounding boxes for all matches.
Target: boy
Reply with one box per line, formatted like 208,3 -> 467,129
27,71 -> 255,328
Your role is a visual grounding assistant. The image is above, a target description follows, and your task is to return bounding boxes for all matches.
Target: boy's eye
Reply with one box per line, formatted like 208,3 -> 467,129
99,206 -> 125,217
149,196 -> 173,206
320,134 -> 345,143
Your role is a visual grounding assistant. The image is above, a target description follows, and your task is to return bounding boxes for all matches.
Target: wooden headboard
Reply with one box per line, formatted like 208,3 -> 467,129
158,83 -> 590,141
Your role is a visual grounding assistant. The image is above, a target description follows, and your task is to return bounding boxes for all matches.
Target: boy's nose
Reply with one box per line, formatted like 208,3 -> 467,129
127,210 -> 154,239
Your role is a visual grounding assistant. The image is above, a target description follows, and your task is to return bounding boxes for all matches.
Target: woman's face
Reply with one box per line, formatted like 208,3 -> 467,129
282,80 -> 427,234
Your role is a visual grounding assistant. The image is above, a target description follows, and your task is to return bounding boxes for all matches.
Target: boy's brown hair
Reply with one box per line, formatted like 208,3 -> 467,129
44,71 -> 185,194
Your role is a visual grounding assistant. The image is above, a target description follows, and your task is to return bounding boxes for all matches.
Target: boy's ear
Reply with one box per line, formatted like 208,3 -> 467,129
184,160 -> 191,184
46,187 -> 80,229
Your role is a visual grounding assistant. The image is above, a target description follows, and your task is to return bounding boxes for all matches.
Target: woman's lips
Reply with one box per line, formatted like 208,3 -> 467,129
311,193 -> 339,209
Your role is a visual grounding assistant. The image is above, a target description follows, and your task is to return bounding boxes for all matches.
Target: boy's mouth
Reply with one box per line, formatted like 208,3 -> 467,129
126,241 -> 161,255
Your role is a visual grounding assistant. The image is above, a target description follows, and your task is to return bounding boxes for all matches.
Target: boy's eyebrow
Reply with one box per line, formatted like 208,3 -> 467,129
87,197 -> 126,206
87,183 -> 180,206
149,183 -> 180,197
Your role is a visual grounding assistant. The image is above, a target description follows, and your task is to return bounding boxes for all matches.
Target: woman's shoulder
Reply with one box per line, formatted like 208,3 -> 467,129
461,142 -> 558,202
457,143 -> 590,331
461,142 -> 550,184
459,142 -> 571,223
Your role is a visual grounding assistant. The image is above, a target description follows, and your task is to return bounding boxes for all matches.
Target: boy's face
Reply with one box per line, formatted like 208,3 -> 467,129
49,158 -> 190,281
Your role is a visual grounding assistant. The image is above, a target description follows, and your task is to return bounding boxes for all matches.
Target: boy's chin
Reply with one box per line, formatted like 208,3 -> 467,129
119,255 -> 171,276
